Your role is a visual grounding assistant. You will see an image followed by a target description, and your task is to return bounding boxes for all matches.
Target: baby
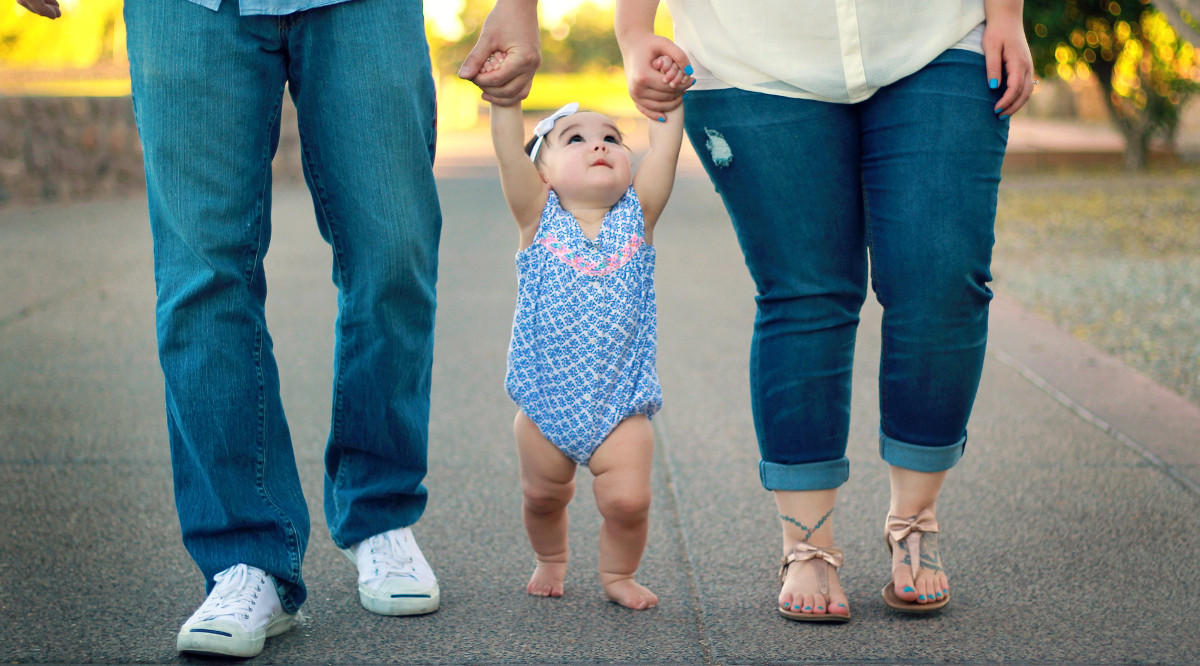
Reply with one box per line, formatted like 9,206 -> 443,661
485,53 -> 690,609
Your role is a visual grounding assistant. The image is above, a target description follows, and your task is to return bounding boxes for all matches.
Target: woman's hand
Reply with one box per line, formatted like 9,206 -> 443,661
983,1 -> 1035,118
616,0 -> 693,120
618,29 -> 693,120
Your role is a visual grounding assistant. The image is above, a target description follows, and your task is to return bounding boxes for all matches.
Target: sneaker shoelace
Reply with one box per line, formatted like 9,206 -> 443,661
195,564 -> 267,622
362,530 -> 419,586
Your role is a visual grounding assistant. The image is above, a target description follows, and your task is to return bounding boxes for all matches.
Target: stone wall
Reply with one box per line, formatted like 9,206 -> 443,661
1,96 -> 143,204
0,95 -> 304,207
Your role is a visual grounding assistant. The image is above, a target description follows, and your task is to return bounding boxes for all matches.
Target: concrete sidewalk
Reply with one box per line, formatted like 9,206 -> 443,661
2,169 -> 1199,665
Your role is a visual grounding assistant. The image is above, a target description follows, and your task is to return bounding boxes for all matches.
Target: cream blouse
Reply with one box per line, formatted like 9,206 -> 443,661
667,0 -> 986,103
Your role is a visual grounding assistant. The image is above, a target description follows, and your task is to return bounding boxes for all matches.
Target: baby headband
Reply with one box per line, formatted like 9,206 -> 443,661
529,102 -> 580,162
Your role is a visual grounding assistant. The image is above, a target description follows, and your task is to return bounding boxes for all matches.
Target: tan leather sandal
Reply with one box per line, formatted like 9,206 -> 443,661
882,509 -> 950,612
777,542 -> 851,623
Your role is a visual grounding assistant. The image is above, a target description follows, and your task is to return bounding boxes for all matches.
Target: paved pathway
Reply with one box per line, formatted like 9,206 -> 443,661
2,158 -> 1199,664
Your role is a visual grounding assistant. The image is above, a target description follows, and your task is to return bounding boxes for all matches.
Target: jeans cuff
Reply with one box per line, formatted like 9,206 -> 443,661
759,457 -> 849,491
878,429 -> 966,473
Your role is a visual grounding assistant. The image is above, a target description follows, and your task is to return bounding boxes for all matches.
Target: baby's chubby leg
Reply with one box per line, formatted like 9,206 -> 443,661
588,415 -> 657,610
515,412 -> 577,597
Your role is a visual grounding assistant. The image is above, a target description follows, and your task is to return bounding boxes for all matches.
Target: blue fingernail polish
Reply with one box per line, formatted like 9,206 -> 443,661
684,65 -> 694,75
657,117 -> 665,123
904,587 -> 915,593
989,78 -> 999,89
994,107 -> 1003,114
1000,114 -> 1010,120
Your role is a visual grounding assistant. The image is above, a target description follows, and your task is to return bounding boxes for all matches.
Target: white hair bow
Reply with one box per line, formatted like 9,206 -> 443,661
529,102 -> 580,162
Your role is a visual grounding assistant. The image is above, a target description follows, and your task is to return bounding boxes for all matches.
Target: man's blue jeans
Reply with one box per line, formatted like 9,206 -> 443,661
683,49 -> 1008,492
125,0 -> 441,612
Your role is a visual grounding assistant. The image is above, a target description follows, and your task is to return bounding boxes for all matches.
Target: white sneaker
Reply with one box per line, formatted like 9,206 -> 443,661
342,527 -> 440,616
176,564 -> 294,658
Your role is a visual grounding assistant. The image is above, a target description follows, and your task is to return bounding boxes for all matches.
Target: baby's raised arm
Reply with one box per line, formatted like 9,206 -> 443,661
633,56 -> 686,231
490,99 -> 549,241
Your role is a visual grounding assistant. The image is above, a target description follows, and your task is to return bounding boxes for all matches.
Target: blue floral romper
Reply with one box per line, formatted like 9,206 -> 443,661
506,186 -> 662,465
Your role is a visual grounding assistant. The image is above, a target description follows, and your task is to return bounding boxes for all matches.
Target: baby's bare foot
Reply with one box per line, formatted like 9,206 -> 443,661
527,560 -> 566,597
602,576 -> 658,610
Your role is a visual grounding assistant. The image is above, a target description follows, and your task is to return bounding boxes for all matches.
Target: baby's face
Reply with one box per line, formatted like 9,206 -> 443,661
537,112 -> 632,206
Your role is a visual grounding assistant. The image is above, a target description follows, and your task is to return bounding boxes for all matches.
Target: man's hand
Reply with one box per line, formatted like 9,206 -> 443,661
18,0 -> 62,19
458,0 -> 541,107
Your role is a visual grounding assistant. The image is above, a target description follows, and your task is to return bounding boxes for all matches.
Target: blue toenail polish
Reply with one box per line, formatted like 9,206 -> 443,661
989,78 -> 999,89
804,606 -> 812,611
837,604 -> 847,608
816,606 -> 824,611
919,595 -> 926,600
904,586 -> 915,593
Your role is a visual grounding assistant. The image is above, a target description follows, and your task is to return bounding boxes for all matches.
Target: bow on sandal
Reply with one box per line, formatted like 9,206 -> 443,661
777,542 -> 850,623
882,510 -> 949,612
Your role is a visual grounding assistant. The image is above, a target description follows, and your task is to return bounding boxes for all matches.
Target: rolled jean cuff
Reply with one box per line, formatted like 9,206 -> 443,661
879,429 -> 966,473
759,457 -> 849,491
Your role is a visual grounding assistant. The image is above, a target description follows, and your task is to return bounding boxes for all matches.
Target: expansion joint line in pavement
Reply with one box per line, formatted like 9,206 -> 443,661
652,411 -> 716,666
992,349 -> 1200,496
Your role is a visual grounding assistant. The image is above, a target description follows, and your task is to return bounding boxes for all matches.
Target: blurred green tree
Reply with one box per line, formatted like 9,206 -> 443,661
1026,0 -> 1200,169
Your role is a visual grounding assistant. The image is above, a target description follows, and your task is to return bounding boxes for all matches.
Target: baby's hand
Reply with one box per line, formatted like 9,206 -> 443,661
652,55 -> 692,90
480,50 -> 507,75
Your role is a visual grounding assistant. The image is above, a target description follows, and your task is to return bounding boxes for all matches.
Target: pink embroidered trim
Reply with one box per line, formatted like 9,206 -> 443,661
538,234 -> 643,277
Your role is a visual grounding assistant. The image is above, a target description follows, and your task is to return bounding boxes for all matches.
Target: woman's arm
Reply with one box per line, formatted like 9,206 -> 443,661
983,0 -> 1035,118
491,103 -> 549,245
